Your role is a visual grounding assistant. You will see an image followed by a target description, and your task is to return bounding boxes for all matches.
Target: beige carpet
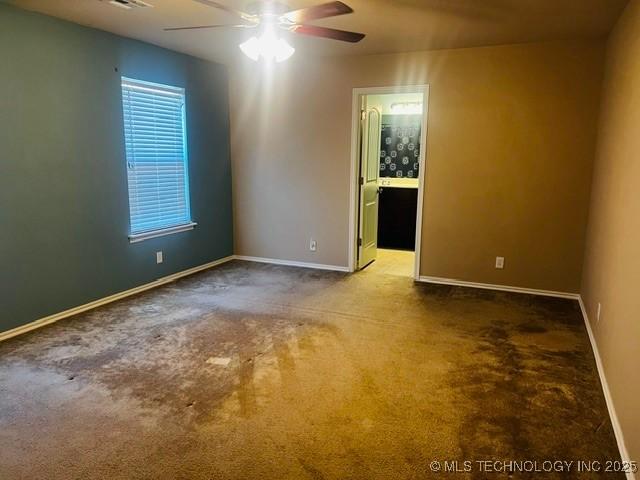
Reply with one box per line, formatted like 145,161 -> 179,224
0,259 -> 622,479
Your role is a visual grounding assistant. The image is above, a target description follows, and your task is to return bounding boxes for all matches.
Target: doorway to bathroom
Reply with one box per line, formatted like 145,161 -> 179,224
348,86 -> 429,279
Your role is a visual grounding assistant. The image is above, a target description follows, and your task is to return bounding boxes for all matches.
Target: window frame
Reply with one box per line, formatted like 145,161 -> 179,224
120,77 -> 196,243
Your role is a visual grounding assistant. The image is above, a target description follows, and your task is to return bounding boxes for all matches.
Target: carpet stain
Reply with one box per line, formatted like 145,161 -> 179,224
0,260 -> 623,479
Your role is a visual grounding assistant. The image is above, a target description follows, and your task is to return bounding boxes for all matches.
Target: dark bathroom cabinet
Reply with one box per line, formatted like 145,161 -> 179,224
377,187 -> 418,250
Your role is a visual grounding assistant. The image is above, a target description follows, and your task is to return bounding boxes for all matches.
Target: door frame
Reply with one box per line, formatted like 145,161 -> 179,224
348,85 -> 430,279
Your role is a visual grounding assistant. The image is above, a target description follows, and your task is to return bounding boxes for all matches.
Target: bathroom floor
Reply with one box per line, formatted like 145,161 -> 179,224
364,248 -> 415,277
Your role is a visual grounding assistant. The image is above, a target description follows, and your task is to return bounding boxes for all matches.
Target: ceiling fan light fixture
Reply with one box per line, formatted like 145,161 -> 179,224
239,36 -> 261,61
239,28 -> 295,62
273,37 -> 295,62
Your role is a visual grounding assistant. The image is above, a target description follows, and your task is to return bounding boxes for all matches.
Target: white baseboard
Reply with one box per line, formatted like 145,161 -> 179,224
233,255 -> 350,272
417,275 -> 580,299
0,255 -> 235,343
578,297 -> 635,480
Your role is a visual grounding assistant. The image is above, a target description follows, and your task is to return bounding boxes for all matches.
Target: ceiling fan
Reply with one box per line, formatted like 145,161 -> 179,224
165,0 -> 366,62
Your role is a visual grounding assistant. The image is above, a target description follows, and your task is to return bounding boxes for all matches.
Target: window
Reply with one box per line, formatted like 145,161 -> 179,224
121,77 -> 195,242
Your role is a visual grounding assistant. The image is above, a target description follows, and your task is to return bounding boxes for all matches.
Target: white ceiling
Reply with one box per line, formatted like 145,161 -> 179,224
8,0 -> 629,64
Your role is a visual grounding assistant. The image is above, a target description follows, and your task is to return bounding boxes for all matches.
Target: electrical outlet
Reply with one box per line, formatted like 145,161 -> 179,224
156,251 -> 163,264
309,239 -> 317,252
495,256 -> 505,269
597,303 -> 601,323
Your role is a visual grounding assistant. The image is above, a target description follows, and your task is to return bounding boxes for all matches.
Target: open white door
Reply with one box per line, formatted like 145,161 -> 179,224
357,106 -> 382,269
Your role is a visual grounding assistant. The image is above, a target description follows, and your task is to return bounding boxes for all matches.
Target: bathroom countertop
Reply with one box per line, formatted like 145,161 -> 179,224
378,178 -> 419,189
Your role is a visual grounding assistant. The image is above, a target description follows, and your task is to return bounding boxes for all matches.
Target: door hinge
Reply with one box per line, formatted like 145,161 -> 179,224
359,177 -> 364,186
358,238 -> 362,246
361,109 -> 366,120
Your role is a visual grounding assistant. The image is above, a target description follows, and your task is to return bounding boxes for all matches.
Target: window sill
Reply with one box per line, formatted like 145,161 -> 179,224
129,222 -> 197,244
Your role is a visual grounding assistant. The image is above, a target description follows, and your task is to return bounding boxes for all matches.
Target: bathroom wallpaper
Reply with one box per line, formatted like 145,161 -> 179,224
379,114 -> 422,178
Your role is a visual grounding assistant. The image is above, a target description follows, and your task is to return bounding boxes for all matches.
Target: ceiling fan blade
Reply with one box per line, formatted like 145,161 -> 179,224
290,24 -> 365,43
283,1 -> 353,23
192,0 -> 255,22
164,24 -> 253,31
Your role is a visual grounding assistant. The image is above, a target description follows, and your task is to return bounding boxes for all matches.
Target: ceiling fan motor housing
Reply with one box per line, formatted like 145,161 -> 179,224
245,1 -> 291,16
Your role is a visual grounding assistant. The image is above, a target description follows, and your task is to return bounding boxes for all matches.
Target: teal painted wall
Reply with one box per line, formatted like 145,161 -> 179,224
0,5 -> 234,332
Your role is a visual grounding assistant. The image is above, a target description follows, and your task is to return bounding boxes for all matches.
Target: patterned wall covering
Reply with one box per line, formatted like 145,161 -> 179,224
379,114 -> 422,178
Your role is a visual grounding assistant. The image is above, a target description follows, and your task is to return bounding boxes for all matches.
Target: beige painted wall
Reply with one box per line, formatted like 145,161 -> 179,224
581,0 -> 640,462
229,40 -> 604,292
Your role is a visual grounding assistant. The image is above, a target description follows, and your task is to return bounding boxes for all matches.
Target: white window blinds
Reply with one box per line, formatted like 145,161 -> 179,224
121,77 -> 192,235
